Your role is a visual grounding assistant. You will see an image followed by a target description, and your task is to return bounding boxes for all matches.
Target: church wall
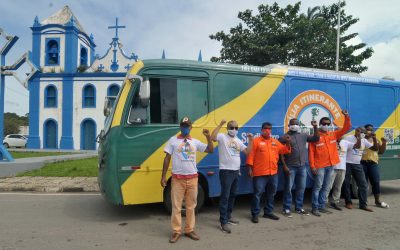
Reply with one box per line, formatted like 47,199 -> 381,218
72,78 -> 123,149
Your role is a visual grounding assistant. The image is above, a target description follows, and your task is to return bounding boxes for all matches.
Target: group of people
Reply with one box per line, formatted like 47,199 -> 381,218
160,113 -> 388,243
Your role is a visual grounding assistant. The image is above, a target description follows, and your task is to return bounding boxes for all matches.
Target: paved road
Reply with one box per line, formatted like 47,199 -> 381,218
1,180 -> 400,250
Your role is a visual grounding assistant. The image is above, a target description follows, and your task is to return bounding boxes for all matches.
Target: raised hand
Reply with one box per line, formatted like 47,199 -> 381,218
282,134 -> 291,144
220,119 -> 227,126
311,120 -> 317,127
247,133 -> 254,140
342,109 -> 349,116
203,128 -> 210,137
381,137 -> 387,144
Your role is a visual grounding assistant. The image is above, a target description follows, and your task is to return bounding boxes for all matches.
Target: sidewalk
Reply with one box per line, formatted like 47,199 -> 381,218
0,177 -> 99,192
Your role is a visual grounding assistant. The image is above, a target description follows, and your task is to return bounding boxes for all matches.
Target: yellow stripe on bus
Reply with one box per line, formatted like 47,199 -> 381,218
121,67 -> 288,205
111,61 -> 144,128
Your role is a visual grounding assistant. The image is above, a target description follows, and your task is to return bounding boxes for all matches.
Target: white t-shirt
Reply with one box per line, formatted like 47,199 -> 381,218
334,140 -> 354,170
344,135 -> 373,164
216,133 -> 247,170
164,136 -> 207,175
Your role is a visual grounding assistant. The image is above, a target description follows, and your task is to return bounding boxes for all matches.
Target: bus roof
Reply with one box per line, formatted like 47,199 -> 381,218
139,59 -> 399,85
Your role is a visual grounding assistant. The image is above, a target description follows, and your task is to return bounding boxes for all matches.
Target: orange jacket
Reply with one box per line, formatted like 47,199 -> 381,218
308,116 -> 351,168
246,137 -> 291,176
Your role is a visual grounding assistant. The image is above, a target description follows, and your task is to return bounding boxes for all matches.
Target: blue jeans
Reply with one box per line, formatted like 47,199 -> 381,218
312,166 -> 333,210
251,174 -> 278,216
283,165 -> 307,211
219,169 -> 239,224
361,160 -> 381,195
343,163 -> 369,208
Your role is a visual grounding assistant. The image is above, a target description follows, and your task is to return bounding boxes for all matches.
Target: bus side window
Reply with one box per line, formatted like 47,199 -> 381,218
128,94 -> 148,124
150,78 -> 178,124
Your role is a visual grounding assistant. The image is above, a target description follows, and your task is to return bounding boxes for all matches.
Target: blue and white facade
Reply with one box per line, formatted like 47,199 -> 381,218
28,6 -> 138,150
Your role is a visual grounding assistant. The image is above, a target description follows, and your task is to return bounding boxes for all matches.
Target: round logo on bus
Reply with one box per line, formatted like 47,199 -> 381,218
284,90 -> 344,133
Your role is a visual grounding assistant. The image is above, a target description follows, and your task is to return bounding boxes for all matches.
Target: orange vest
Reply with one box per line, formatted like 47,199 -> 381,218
308,116 -> 351,168
246,137 -> 291,176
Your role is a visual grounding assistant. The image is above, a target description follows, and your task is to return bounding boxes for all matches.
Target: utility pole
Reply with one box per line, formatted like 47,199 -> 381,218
335,0 -> 341,71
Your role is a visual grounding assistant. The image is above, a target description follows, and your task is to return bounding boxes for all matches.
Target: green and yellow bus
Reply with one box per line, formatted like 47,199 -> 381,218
98,59 -> 400,210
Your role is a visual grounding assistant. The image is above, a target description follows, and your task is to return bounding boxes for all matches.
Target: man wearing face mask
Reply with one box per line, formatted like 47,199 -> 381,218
361,124 -> 388,208
280,119 -> 319,217
161,117 -> 214,243
211,119 -> 253,233
342,126 -> 376,212
308,110 -> 351,217
246,122 -> 291,223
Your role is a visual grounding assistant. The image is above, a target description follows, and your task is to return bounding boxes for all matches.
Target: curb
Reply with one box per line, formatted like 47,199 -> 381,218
0,177 -> 100,193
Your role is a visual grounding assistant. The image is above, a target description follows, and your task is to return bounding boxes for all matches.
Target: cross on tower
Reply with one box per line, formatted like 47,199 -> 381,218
108,17 -> 126,39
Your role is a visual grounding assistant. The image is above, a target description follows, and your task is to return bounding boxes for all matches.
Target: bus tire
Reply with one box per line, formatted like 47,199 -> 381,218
163,181 -> 205,216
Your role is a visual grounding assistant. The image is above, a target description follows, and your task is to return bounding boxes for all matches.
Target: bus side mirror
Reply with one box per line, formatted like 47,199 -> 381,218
139,79 -> 150,108
103,97 -> 114,116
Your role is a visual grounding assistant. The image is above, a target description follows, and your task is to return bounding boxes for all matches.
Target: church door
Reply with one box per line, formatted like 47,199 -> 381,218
81,120 -> 96,150
44,120 -> 57,149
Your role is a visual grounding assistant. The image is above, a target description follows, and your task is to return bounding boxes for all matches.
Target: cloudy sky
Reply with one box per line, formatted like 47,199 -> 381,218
1,0 -> 399,115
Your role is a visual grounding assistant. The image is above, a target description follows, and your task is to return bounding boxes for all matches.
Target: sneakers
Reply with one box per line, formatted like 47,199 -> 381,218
263,213 -> 280,220
220,223 -> 231,234
251,215 -> 259,223
228,218 -> 239,225
319,208 -> 332,214
311,209 -> 321,217
376,201 -> 389,208
282,209 -> 293,218
330,203 -> 342,211
296,208 -> 310,216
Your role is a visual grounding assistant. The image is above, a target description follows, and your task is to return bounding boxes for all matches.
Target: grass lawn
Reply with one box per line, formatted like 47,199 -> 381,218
10,151 -> 75,159
17,157 -> 98,177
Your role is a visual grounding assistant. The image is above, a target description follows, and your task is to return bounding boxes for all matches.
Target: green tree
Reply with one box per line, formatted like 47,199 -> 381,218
3,112 -> 28,136
210,1 -> 373,73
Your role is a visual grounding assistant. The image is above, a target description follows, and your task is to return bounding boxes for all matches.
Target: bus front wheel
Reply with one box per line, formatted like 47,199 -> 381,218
163,181 -> 205,215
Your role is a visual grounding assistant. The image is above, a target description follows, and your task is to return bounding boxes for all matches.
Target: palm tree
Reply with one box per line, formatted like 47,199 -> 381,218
307,6 -> 321,20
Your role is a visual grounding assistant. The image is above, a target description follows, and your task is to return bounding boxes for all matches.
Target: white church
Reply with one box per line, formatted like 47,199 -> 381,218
27,6 -> 139,150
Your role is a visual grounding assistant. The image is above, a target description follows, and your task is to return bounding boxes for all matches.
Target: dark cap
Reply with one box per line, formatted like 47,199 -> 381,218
180,117 -> 192,126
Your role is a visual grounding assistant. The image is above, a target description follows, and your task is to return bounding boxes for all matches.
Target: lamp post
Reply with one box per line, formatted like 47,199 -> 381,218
335,0 -> 341,71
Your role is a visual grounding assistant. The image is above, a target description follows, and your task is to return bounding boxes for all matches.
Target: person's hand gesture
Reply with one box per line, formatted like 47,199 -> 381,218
311,120 -> 317,127
219,119 -> 227,126
282,134 -> 291,144
381,137 -> 387,144
203,128 -> 210,137
342,109 -> 349,116
247,133 -> 254,141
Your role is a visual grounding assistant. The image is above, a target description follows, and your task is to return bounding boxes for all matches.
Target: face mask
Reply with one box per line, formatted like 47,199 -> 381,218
320,125 -> 329,132
180,127 -> 190,136
289,125 -> 300,132
261,128 -> 271,138
360,133 -> 365,139
228,129 -> 238,137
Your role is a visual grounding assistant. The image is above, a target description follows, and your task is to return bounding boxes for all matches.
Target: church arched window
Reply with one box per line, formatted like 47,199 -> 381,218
46,38 -> 60,65
44,85 -> 57,108
83,84 -> 96,108
107,84 -> 120,97
80,46 -> 88,66
107,84 -> 120,107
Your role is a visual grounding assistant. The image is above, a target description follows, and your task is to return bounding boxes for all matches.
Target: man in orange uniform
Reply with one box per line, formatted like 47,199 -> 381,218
246,122 -> 291,223
308,110 -> 351,216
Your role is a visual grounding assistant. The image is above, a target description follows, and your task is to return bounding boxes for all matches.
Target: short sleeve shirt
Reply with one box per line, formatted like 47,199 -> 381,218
334,140 -> 354,170
164,136 -> 207,175
216,133 -> 247,170
344,135 -> 373,164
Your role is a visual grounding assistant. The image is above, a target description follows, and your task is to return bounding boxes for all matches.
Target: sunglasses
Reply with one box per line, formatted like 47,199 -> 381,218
228,127 -> 239,130
321,123 -> 331,126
